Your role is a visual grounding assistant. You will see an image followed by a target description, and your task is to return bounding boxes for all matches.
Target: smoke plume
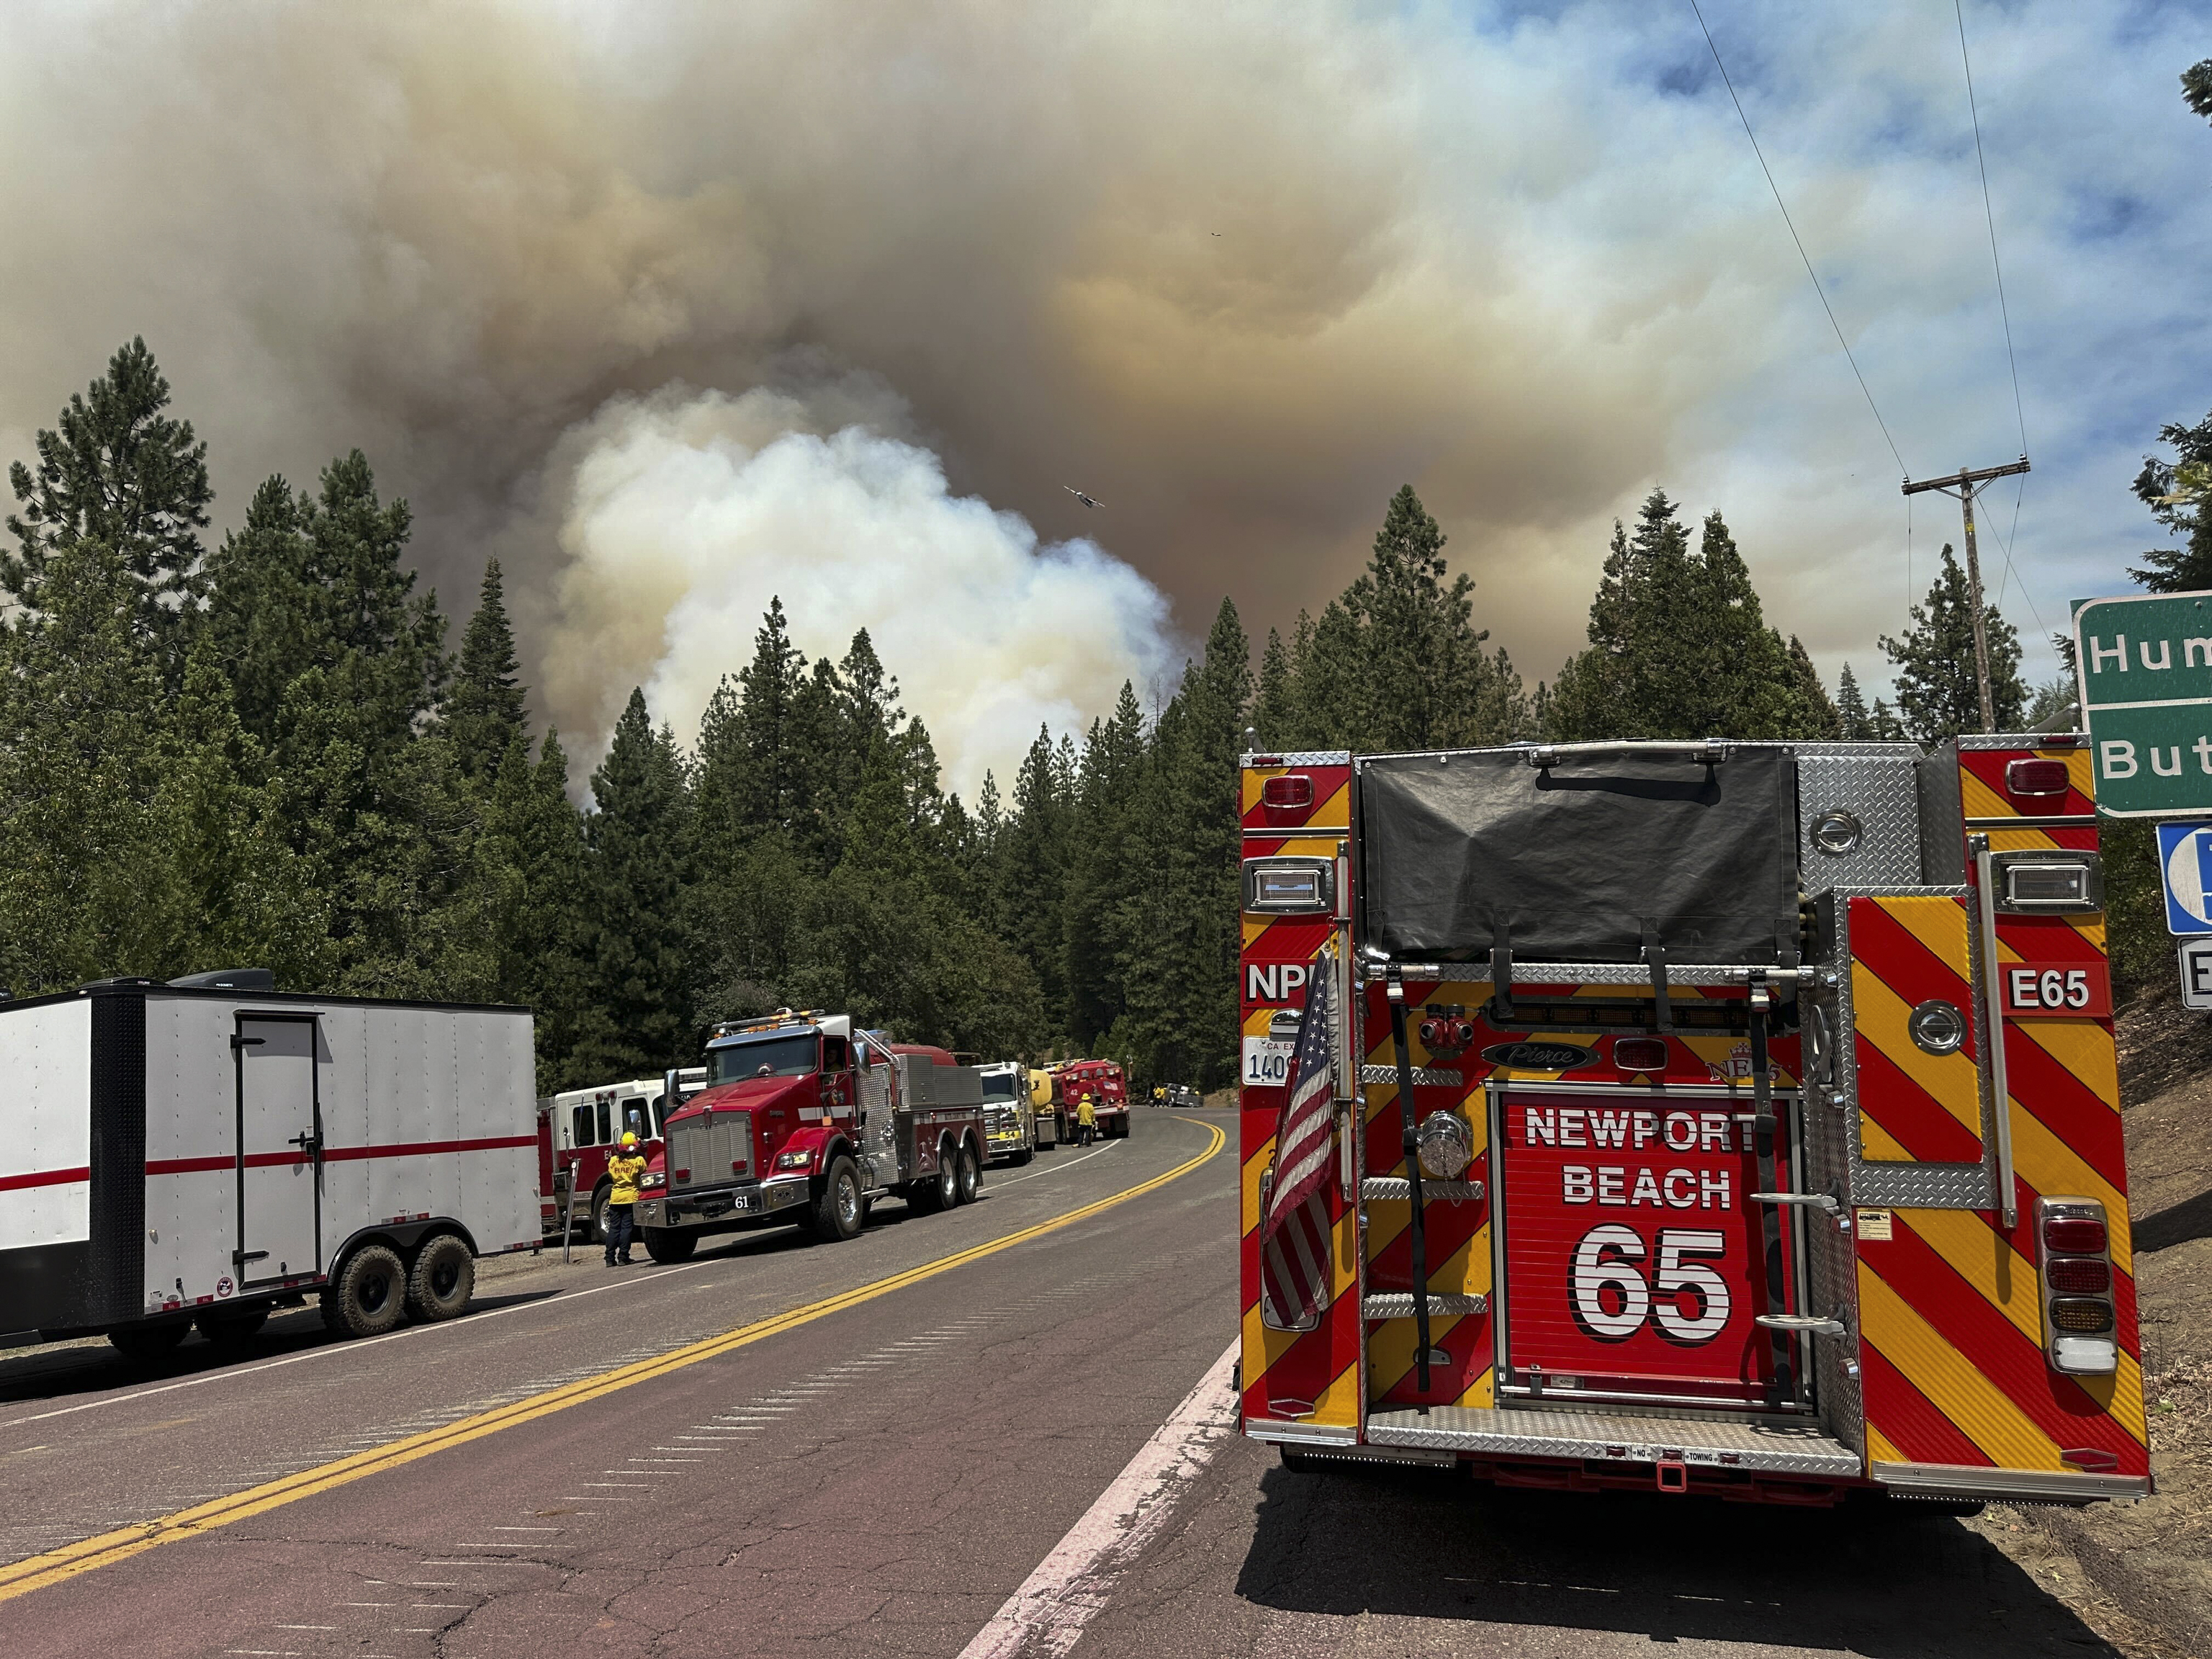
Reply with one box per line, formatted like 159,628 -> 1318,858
3,1 -> 2203,773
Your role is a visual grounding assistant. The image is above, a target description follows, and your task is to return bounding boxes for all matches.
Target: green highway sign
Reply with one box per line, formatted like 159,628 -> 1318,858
2074,590 -> 2212,817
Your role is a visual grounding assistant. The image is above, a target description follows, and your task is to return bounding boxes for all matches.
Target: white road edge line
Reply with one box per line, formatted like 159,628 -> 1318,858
1,1258 -> 721,1428
986,1142 -> 1120,1190
958,1339 -> 1238,1659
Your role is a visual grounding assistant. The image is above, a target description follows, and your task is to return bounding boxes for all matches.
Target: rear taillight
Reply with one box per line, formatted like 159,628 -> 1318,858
2049,1298 -> 2115,1334
2006,758 -> 2071,798
732,1159 -> 747,1174
2045,1256 -> 2108,1295
1613,1037 -> 1668,1071
2037,1197 -> 2119,1375
674,1167 -> 691,1182
2044,1215 -> 2107,1254
1262,775 -> 1314,810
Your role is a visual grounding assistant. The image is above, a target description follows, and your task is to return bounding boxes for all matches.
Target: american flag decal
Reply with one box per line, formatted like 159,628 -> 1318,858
1259,959 -> 1336,1331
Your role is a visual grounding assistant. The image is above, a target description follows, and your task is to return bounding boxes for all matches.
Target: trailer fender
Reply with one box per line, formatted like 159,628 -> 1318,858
326,1218 -> 480,1280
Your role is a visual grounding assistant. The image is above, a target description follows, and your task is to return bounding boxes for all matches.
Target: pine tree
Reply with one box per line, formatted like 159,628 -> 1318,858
1550,495 -> 1830,740
582,690 -> 696,1073
1785,636 -> 1839,737
1836,662 -> 1871,739
2131,408 -> 2212,593
0,538 -> 167,993
1252,626 -> 1298,750
1879,544 -> 2027,739
3,338 -> 212,673
447,558 -> 528,779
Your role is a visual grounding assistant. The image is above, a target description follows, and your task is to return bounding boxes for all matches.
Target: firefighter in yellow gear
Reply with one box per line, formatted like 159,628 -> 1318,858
604,1132 -> 647,1266
1076,1092 -> 1097,1146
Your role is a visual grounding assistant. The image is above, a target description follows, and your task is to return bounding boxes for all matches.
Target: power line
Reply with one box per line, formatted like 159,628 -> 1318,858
1687,0 -> 1907,477
1955,1 -> 2028,458
1954,3 -> 2047,649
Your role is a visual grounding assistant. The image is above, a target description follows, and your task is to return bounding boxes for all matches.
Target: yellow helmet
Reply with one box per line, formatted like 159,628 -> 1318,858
620,1131 -> 639,1148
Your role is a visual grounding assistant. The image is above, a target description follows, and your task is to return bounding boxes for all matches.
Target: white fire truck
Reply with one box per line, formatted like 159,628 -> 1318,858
1,971 -> 539,1357
631,1010 -> 989,1260
979,1061 -> 1036,1166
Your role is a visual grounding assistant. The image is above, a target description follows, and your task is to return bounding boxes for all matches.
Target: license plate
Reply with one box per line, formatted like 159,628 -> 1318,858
1241,1036 -> 1295,1087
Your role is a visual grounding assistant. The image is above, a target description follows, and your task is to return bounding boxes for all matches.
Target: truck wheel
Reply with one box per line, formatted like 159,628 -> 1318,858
195,1307 -> 269,1346
642,1227 -> 697,1264
406,1234 -> 475,1322
806,1156 -> 866,1243
1009,1145 -> 1033,1168
321,1244 -> 406,1339
109,1322 -> 189,1360
955,1143 -> 981,1205
588,1184 -> 613,1244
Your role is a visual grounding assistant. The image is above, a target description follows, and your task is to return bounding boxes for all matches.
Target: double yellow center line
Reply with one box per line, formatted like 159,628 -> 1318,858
0,1118 -> 1226,1605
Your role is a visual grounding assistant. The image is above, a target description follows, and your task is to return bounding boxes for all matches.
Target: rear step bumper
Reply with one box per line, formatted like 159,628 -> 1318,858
1364,1406 -> 1861,1480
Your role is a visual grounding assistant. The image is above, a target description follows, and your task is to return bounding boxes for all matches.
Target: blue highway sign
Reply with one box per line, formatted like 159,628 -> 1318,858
2156,822 -> 2212,935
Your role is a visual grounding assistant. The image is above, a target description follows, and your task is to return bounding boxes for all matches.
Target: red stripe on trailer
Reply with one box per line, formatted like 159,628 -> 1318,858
0,1165 -> 90,1192
145,1133 -> 538,1177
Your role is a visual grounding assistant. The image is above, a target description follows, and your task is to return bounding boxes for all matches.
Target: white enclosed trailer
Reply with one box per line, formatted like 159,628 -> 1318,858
0,976 -> 538,1357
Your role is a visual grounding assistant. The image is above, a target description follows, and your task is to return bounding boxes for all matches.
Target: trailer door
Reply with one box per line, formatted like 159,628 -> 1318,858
235,1015 -> 322,1286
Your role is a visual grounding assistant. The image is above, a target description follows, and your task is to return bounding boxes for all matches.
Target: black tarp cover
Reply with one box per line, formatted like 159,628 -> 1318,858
1357,747 -> 1799,965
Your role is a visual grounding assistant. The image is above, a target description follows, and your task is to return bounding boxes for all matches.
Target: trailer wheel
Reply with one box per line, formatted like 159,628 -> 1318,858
642,1227 -> 697,1264
195,1307 -> 269,1346
804,1156 -> 866,1242
955,1142 -> 981,1205
108,1322 -> 189,1361
322,1244 -> 406,1338
406,1234 -> 475,1323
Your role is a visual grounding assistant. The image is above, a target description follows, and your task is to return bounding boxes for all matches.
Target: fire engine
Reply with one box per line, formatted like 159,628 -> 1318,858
1239,735 -> 2149,1509
1054,1058 -> 1129,1141
631,1011 -> 989,1261
541,1069 -> 704,1239
979,1061 -> 1038,1165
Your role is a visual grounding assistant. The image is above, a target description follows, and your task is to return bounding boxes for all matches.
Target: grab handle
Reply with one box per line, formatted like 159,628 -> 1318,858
1970,835 -> 2019,1230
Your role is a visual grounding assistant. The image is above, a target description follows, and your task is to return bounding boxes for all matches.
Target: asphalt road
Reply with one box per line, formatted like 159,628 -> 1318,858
0,1108 -> 2134,1658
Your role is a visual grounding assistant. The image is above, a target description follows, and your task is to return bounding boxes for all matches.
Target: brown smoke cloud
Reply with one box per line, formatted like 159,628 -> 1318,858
17,0 -> 2149,775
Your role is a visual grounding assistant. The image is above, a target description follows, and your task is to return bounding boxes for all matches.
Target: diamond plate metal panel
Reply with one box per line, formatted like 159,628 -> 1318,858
1364,1405 -> 1861,1476
1357,1064 -> 1467,1089
1363,1292 -> 1488,1318
1831,888 -> 1997,1211
1799,752 -> 1923,891
1359,1177 -> 1483,1203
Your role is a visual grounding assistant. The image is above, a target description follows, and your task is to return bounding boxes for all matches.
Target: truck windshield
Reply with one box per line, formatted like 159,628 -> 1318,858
708,1034 -> 818,1084
981,1076 -> 1017,1101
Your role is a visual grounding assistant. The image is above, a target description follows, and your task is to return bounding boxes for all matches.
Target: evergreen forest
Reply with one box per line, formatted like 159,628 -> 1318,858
0,341 -> 2132,1094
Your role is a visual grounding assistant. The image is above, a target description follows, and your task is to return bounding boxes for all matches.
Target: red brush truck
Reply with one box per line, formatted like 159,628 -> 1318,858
539,1068 -> 703,1241
630,1011 -> 989,1261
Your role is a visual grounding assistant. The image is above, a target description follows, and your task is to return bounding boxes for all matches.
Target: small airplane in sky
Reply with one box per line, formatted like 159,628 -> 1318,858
1064,486 -> 1104,508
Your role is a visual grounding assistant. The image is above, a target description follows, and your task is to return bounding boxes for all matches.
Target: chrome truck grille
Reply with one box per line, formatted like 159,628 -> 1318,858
668,1110 -> 750,1190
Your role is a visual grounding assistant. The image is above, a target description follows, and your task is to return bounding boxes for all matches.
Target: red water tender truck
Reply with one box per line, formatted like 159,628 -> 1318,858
630,1010 -> 989,1261
1239,737 -> 2148,1510
1055,1058 -> 1129,1141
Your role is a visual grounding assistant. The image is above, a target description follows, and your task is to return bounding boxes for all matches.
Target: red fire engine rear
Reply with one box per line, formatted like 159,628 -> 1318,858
1238,737 -> 2147,1508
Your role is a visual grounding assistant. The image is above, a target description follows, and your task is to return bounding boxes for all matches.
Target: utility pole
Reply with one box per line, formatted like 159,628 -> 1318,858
1902,456 -> 2030,733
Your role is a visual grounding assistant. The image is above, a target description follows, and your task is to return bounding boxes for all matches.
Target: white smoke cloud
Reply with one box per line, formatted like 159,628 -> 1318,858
539,384 -> 1174,796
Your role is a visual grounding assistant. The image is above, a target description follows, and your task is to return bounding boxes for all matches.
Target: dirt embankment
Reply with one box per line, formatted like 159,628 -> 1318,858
1970,989 -> 2212,1657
